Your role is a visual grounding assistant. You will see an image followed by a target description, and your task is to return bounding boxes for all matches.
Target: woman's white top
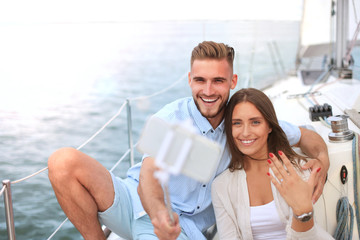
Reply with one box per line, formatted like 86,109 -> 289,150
250,200 -> 286,239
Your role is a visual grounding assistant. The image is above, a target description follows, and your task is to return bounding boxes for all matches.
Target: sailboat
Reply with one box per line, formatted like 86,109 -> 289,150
1,0 -> 359,239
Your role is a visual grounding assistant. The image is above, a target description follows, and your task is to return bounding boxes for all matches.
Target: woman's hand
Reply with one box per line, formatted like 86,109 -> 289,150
267,151 -> 320,216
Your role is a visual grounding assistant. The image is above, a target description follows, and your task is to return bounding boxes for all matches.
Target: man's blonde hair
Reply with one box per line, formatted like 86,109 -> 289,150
190,41 -> 235,69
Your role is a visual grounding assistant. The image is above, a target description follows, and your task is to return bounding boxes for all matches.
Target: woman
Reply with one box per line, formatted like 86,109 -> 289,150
211,88 -> 333,239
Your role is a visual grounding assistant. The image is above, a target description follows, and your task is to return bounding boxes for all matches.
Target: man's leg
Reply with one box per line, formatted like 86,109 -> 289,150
48,147 -> 114,240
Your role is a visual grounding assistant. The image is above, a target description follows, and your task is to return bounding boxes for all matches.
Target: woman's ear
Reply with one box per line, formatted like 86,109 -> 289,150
269,128 -> 272,134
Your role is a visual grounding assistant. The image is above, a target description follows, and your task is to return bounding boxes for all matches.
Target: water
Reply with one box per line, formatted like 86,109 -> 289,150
0,20 -> 300,239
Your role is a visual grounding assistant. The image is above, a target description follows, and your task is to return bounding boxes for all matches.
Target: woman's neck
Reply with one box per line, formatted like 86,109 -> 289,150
244,155 -> 269,171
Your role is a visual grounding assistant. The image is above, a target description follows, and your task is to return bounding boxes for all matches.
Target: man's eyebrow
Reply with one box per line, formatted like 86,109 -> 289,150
214,77 -> 226,81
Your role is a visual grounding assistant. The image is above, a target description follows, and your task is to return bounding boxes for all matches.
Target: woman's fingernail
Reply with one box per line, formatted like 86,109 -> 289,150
267,172 -> 271,176
278,150 -> 283,156
317,168 -> 321,173
267,159 -> 272,164
269,153 -> 274,158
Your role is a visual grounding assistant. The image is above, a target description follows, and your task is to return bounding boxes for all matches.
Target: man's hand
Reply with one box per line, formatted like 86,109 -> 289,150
151,209 -> 181,240
296,127 -> 330,204
302,158 -> 327,203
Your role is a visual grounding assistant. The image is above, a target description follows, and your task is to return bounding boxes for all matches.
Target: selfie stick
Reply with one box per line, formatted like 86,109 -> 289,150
153,125 -> 194,225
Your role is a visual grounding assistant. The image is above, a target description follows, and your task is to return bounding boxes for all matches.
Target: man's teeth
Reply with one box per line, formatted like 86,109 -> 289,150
242,140 -> 255,144
202,98 -> 217,103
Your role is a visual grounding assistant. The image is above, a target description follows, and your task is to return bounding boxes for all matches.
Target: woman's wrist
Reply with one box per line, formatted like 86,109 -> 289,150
292,204 -> 313,216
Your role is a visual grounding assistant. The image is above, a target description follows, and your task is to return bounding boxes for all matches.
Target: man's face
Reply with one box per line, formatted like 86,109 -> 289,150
188,58 -> 237,128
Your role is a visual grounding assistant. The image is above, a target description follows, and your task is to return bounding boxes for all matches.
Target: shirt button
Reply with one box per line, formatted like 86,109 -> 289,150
210,130 -> 214,133
202,131 -> 206,134
202,184 -> 206,187
197,206 -> 200,209
180,213 -> 183,216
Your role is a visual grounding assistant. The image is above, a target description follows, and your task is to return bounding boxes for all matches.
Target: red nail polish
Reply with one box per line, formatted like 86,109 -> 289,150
269,153 -> 274,158
317,168 -> 321,173
267,159 -> 271,164
278,150 -> 283,156
267,172 -> 270,176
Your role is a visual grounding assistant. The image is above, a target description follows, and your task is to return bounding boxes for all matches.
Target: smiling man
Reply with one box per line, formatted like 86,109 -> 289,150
48,41 -> 329,240
189,57 -> 237,128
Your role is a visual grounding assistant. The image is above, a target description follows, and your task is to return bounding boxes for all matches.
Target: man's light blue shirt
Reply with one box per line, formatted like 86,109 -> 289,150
125,97 -> 300,240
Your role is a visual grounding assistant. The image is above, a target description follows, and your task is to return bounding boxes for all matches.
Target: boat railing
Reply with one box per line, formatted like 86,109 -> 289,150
0,72 -> 187,240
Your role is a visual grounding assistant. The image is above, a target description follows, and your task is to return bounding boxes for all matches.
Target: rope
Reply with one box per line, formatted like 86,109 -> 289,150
76,101 -> 127,150
333,197 -> 354,240
11,167 -> 49,185
46,217 -> 69,240
0,185 -> 6,197
353,133 -> 360,238
319,117 -> 331,128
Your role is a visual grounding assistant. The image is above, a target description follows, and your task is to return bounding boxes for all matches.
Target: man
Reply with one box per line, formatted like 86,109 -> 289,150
48,41 -> 329,240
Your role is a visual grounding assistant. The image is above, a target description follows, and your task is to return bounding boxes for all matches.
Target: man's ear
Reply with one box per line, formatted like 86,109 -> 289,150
231,74 -> 238,89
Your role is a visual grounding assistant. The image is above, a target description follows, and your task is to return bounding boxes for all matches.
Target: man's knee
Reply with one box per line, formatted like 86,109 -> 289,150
48,147 -> 80,181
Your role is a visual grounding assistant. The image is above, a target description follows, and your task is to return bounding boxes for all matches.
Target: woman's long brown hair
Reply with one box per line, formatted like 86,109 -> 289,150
224,88 -> 307,171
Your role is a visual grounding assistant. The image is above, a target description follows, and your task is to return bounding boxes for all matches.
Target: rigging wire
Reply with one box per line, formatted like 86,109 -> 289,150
0,185 -> 6,197
352,0 -> 359,24
345,20 -> 360,65
76,101 -> 127,151
46,217 -> 69,240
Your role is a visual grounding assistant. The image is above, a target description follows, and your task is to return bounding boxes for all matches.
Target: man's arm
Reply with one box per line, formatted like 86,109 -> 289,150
138,157 -> 181,240
294,127 -> 329,203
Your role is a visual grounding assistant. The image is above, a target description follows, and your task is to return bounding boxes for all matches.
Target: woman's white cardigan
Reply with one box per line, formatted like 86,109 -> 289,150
211,168 -> 334,240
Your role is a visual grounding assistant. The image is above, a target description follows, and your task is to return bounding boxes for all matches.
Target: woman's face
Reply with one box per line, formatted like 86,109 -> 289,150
231,101 -> 272,160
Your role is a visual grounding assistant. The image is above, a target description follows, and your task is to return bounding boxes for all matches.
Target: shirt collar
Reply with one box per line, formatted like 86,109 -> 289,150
189,98 -> 225,135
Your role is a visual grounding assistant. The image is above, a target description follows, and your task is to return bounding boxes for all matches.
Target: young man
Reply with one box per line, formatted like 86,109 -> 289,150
48,41 -> 329,240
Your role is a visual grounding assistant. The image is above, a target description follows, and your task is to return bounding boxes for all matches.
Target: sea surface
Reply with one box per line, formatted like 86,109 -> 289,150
0,20 -> 300,239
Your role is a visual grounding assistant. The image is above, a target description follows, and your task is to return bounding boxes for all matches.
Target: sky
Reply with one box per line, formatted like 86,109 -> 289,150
0,0 -> 304,23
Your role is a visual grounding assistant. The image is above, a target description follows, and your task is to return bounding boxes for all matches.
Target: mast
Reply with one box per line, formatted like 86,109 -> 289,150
335,0 -> 352,78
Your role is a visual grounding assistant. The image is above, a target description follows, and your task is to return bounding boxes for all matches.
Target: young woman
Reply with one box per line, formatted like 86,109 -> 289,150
211,88 -> 333,239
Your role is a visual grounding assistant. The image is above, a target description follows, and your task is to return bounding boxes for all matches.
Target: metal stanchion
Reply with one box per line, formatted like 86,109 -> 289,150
126,99 -> 134,167
2,180 -> 16,240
